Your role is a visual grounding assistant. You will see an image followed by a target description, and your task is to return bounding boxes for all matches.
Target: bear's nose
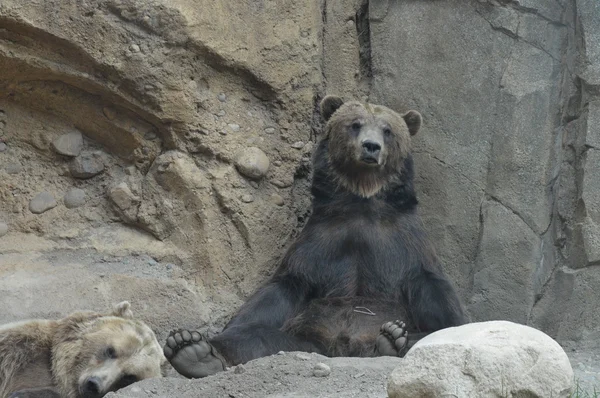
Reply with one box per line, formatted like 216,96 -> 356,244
362,140 -> 381,155
82,376 -> 102,397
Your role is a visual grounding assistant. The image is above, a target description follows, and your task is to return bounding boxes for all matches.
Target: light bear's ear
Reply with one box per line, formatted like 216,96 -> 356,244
403,110 -> 422,136
320,95 -> 344,121
112,301 -> 133,319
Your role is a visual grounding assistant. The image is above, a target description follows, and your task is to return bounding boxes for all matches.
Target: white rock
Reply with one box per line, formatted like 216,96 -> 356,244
387,321 -> 573,398
234,147 -> 270,179
51,130 -> 83,157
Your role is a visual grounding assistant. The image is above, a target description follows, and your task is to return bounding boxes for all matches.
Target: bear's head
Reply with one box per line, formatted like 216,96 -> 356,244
320,95 -> 422,198
51,301 -> 166,398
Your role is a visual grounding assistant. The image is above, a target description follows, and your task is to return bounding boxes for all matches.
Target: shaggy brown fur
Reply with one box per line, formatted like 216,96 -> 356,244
322,97 -> 421,198
0,302 -> 166,398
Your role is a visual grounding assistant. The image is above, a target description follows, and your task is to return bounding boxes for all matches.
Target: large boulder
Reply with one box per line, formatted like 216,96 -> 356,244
388,321 -> 573,398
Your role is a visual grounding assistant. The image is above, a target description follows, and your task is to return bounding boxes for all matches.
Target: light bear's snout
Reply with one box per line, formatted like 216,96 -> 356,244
81,376 -> 102,397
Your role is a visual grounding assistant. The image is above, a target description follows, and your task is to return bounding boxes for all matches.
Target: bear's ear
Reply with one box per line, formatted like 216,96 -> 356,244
112,301 -> 133,319
320,95 -> 344,121
403,110 -> 422,136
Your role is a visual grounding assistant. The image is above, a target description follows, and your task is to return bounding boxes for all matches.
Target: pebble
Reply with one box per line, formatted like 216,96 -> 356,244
271,178 -> 293,188
270,193 -> 284,206
228,124 -> 240,132
291,141 -> 305,149
109,182 -> 138,211
264,127 -> 276,134
218,93 -> 227,102
234,365 -> 246,374
273,160 -> 282,167
219,130 -> 228,136
70,153 -> 105,179
313,363 -> 331,377
63,188 -> 86,209
0,142 -> 6,152
52,131 -> 83,157
0,221 -> 8,237
144,131 -> 158,140
5,163 -> 22,174
166,263 -> 173,270
130,43 -> 140,53
217,110 -> 226,117
241,194 -> 254,203
234,147 -> 270,179
29,192 -> 58,214
295,353 -> 311,361
148,258 -> 158,266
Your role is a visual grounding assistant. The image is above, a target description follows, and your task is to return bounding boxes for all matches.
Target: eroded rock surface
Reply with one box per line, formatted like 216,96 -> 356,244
0,0 -> 598,370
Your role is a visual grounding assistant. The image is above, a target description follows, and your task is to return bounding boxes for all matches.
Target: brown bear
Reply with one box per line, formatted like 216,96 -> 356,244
0,301 -> 167,398
163,95 -> 467,379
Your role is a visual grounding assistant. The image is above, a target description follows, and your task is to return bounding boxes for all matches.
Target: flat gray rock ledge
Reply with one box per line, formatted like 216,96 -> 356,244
388,321 -> 574,398
107,352 -> 402,398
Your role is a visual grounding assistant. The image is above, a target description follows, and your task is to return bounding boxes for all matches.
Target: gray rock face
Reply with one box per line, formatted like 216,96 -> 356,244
234,147 -> 270,179
63,188 -> 86,209
69,152 -> 105,179
369,0 -> 600,343
29,192 -> 58,214
388,321 -> 574,398
51,130 -> 83,156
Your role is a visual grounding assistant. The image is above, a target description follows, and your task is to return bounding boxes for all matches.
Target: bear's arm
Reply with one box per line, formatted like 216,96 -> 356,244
404,269 -> 468,331
223,274 -> 310,330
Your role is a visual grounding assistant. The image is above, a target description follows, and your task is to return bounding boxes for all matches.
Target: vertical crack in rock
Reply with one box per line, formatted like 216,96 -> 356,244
356,0 -> 372,95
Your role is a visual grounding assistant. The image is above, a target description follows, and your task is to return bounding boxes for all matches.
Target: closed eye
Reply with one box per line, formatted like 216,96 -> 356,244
104,346 -> 117,359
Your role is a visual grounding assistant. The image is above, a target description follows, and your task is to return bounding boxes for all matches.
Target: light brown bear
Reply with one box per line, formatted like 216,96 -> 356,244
0,302 -> 166,398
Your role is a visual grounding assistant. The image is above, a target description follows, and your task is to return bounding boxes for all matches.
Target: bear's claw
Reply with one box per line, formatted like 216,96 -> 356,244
163,329 -> 226,379
375,320 -> 409,357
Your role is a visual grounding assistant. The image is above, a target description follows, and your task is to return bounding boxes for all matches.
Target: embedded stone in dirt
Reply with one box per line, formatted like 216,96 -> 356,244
241,194 -> 254,203
313,363 -> 331,377
29,192 -> 58,214
270,193 -> 284,206
387,321 -> 573,398
234,147 -> 270,179
0,142 -> 6,152
0,221 -> 8,237
69,152 -> 105,179
63,188 -> 87,209
51,130 -> 83,157
5,162 -> 22,174
109,182 -> 140,222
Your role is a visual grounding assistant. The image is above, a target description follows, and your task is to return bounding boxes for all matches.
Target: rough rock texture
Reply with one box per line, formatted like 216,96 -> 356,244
369,0 -> 600,347
107,352 -> 401,398
387,321 -> 573,398
0,0 -> 599,381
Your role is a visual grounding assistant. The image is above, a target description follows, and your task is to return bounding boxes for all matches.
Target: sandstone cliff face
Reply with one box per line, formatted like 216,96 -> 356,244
0,0 -> 598,345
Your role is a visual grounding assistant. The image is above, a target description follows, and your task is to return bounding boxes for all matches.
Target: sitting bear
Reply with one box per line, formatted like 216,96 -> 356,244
0,301 -> 166,398
163,95 -> 468,378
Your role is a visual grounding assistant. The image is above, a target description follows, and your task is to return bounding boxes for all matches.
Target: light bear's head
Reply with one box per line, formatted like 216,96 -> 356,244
52,302 -> 166,398
320,95 -> 422,197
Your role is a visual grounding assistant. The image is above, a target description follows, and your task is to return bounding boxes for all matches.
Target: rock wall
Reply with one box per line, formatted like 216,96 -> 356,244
0,0 -> 598,345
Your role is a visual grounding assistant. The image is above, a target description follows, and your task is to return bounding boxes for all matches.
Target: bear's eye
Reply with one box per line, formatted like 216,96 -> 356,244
104,346 -> 117,359
383,128 -> 392,137
351,122 -> 362,131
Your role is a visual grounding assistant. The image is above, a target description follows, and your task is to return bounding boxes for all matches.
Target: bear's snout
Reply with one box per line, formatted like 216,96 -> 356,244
81,376 -> 102,398
360,139 -> 382,164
